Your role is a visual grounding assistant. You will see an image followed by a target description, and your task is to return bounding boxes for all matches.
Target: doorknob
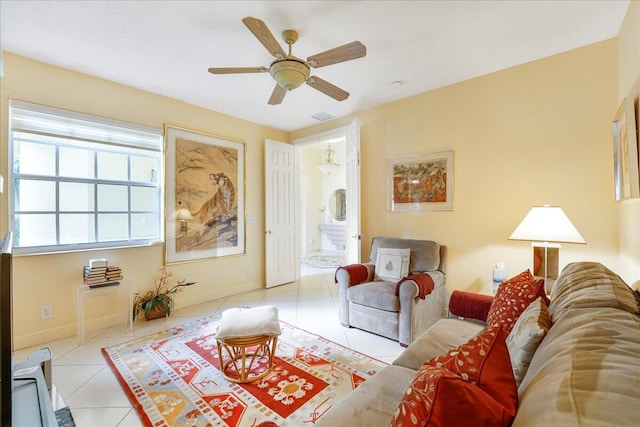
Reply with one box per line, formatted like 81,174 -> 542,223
266,230 -> 272,235
352,234 -> 362,240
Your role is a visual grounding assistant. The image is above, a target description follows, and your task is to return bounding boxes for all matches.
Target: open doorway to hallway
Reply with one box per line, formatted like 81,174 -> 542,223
298,135 -> 347,276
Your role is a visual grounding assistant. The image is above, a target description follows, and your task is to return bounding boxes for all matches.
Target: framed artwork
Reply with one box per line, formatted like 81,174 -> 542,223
165,125 -> 245,264
388,150 -> 454,212
612,95 -> 639,201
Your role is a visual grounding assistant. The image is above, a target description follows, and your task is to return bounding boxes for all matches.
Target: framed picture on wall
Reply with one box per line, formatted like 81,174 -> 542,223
388,150 -> 455,212
612,94 -> 640,201
164,125 -> 245,264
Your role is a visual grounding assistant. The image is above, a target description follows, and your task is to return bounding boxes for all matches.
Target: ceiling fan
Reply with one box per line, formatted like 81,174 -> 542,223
208,17 -> 366,105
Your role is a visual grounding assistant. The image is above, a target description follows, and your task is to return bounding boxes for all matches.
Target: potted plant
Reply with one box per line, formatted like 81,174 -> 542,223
132,267 -> 196,321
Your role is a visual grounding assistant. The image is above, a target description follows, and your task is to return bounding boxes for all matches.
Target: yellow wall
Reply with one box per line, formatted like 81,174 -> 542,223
0,54 -> 288,348
617,0 -> 640,284
300,147 -> 324,252
292,39 -> 623,290
3,6 -> 639,348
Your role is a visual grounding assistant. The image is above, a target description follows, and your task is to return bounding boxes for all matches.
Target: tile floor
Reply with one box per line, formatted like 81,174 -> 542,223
15,269 -> 404,427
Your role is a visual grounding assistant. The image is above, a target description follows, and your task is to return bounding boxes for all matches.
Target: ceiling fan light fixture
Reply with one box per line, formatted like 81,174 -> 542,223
270,60 -> 309,90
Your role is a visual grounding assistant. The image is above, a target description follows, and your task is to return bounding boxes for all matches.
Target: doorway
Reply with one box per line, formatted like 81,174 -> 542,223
297,136 -> 347,276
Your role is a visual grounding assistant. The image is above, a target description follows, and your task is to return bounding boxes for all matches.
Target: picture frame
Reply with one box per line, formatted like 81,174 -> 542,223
388,150 -> 454,212
164,125 -> 245,264
612,95 -> 640,201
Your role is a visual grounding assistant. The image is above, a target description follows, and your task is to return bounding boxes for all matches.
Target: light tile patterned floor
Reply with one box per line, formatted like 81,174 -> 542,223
15,270 -> 403,427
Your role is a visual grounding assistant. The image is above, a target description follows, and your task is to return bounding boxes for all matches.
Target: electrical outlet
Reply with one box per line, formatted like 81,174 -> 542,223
40,305 -> 52,319
246,269 -> 253,277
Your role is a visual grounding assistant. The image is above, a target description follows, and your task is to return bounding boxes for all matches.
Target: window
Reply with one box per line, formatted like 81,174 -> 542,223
9,100 -> 163,254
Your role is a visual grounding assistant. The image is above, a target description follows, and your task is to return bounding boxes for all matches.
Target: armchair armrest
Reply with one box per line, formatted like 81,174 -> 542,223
448,290 -> 494,322
335,263 -> 374,286
396,273 -> 435,299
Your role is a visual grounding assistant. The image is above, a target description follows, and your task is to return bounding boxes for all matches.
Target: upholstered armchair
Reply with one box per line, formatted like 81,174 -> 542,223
335,237 -> 447,347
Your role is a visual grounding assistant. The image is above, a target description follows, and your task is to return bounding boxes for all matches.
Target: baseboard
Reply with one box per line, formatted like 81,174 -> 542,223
15,312 -> 126,350
14,283 -> 265,349
177,281 -> 264,309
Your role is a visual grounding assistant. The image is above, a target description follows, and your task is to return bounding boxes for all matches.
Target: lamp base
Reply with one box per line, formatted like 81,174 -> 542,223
532,243 -> 559,294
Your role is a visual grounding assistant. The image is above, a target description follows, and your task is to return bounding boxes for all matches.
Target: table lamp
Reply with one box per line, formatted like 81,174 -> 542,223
172,204 -> 194,234
509,205 -> 586,290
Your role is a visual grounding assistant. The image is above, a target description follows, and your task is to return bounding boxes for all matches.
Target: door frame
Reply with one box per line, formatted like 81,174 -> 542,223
291,122 -> 361,279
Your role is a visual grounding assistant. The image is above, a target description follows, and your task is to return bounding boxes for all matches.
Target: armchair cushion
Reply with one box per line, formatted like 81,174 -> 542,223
348,281 -> 399,312
374,247 -> 410,282
370,237 -> 441,273
449,290 -> 494,321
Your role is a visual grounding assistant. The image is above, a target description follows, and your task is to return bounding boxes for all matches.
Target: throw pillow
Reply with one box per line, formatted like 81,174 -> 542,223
426,326 -> 518,416
506,296 -> 552,386
486,269 -> 546,335
374,247 -> 410,282
391,365 -> 515,427
216,305 -> 281,339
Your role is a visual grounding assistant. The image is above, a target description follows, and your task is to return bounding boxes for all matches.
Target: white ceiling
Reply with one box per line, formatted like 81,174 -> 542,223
0,1 -> 630,133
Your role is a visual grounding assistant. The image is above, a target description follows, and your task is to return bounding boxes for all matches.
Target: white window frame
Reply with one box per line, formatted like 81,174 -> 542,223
8,100 -> 164,255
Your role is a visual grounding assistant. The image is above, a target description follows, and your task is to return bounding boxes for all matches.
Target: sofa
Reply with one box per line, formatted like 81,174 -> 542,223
336,237 -> 447,347
317,261 -> 640,426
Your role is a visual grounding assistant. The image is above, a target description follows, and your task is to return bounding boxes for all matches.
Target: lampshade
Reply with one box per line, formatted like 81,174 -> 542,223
173,208 -> 193,221
509,205 -> 585,244
270,60 -> 310,90
318,144 -> 340,174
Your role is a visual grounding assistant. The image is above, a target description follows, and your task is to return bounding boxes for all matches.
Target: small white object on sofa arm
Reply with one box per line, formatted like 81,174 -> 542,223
216,305 -> 281,339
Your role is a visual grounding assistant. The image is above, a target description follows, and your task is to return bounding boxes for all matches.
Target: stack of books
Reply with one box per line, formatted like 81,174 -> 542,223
83,259 -> 123,288
105,265 -> 123,286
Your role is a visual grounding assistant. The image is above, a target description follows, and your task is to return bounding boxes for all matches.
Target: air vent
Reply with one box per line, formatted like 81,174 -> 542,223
311,112 -> 335,122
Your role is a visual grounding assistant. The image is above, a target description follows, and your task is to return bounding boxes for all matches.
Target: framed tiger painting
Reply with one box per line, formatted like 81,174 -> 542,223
388,150 -> 455,212
164,125 -> 245,263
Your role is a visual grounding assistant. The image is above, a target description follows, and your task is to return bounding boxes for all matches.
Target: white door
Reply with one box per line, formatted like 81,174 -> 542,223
345,120 -> 362,264
265,139 -> 296,288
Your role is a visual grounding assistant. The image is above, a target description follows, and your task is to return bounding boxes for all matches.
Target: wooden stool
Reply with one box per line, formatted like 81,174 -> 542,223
215,306 -> 281,384
216,334 -> 278,383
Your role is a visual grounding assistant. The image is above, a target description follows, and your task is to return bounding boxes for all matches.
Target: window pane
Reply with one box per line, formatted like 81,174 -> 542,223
97,214 -> 128,241
97,152 -> 128,180
131,155 -> 158,183
97,184 -> 128,211
131,214 -> 156,238
131,186 -> 156,211
15,214 -> 56,247
14,140 -> 56,175
15,179 -> 56,211
10,101 -> 163,253
59,146 -> 95,178
60,214 -> 95,244
60,182 -> 94,211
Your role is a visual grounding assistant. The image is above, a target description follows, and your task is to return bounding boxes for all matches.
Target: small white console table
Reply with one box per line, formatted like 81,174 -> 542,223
76,281 -> 133,345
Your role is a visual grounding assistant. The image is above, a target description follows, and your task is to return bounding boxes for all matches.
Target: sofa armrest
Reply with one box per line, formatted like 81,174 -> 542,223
448,290 -> 493,322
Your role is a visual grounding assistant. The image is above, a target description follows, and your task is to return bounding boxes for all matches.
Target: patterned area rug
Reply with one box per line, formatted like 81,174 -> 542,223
103,315 -> 386,426
300,254 -> 346,268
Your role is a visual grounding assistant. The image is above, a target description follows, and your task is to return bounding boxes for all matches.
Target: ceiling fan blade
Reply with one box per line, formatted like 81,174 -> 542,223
242,17 -> 287,59
268,84 -> 287,105
208,67 -> 267,74
307,41 -> 366,68
306,76 -> 349,101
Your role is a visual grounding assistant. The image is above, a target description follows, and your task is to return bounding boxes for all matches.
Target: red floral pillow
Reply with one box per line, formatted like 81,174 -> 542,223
391,365 -> 515,427
426,326 -> 518,416
486,269 -> 546,335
